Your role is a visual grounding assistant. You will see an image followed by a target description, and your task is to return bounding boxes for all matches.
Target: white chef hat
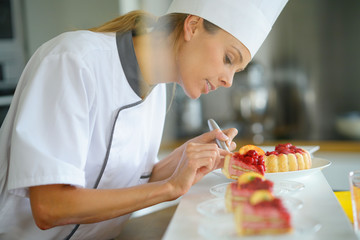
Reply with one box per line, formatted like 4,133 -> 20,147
167,0 -> 288,58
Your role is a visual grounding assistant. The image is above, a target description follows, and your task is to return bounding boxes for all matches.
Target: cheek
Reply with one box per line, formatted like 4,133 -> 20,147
199,42 -> 224,74
176,40 -> 223,98
184,46 -> 221,78
177,46 -> 202,84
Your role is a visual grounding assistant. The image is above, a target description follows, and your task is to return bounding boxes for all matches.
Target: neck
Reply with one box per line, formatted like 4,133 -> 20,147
132,32 -> 177,86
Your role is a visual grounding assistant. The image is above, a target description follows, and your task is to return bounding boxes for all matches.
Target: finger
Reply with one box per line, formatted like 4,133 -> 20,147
210,128 -> 238,150
192,156 -> 217,173
183,153 -> 216,177
219,148 -> 232,156
186,143 -> 219,161
214,129 -> 230,142
222,128 -> 238,148
189,129 -> 226,144
186,143 -> 219,169
222,128 -> 238,141
214,155 -> 225,169
228,141 -> 237,152
186,142 -> 220,155
216,149 -> 233,169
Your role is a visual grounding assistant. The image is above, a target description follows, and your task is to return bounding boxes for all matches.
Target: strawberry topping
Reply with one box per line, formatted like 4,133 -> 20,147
233,150 -> 266,174
265,143 -> 305,156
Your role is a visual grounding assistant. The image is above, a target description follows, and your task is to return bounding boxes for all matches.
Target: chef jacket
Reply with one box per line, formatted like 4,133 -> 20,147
0,30 -> 166,239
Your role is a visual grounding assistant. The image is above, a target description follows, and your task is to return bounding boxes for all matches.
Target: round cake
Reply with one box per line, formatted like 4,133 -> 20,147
264,143 -> 312,173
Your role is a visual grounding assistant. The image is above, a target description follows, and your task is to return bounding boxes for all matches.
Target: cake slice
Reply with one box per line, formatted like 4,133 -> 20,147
225,172 -> 274,212
222,145 -> 266,180
234,190 -> 292,236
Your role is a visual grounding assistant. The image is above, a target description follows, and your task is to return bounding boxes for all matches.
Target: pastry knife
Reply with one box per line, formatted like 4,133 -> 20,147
207,119 -> 230,152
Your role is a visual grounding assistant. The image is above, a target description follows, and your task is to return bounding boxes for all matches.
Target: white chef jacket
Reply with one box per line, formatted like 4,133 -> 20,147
0,30 -> 166,239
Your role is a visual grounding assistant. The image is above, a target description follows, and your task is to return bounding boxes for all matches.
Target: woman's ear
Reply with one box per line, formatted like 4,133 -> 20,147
183,15 -> 202,41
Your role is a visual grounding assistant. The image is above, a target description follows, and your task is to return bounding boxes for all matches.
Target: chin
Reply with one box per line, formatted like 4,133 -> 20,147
182,86 -> 200,99
185,91 -> 200,100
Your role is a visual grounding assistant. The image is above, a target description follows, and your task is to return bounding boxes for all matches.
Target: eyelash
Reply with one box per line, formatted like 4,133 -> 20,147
224,55 -> 232,64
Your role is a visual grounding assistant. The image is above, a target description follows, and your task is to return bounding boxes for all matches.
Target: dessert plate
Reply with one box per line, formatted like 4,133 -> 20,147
209,182 -> 232,197
209,182 -> 284,198
212,157 -> 331,180
209,180 -> 304,198
275,180 -> 305,192
196,197 -> 303,219
197,197 -> 318,240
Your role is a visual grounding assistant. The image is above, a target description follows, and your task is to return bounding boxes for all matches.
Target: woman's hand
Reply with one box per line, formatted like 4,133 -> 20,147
188,127 -> 238,153
165,142 -> 218,197
151,127 -> 238,199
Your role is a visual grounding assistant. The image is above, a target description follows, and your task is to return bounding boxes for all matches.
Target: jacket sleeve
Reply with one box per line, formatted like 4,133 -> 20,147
8,51 -> 95,197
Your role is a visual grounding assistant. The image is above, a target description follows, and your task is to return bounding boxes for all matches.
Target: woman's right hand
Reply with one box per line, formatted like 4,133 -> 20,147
165,128 -> 237,199
151,127 -> 237,199
166,141 -> 220,198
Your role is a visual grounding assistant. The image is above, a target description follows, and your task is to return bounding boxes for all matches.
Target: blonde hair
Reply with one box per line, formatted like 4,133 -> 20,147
89,10 -> 218,42
89,10 -> 156,34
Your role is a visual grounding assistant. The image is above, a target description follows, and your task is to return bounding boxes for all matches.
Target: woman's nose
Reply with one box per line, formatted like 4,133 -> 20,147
219,72 -> 234,88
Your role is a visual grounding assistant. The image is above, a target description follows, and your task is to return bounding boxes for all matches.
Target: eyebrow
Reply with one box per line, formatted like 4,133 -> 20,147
232,45 -> 243,63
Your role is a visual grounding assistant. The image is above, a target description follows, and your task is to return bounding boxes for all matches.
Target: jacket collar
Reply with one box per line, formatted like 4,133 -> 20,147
116,31 -> 153,98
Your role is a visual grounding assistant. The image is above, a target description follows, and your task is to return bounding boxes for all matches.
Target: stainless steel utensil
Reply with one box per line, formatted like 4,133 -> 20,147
207,119 -> 229,151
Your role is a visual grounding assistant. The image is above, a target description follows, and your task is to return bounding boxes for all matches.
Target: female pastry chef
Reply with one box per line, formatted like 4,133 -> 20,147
0,0 -> 287,239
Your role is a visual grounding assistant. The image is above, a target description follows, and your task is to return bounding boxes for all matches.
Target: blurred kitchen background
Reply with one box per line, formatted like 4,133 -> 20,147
1,0 -> 360,144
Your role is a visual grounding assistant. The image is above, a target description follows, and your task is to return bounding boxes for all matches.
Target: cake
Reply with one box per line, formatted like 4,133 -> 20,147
225,172 -> 274,212
222,145 -> 266,180
234,190 -> 292,236
264,143 -> 312,173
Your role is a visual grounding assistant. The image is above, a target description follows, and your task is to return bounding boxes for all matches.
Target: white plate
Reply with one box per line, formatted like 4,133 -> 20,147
265,158 -> 331,181
209,182 -> 286,198
212,157 -> 331,181
196,197 -> 303,219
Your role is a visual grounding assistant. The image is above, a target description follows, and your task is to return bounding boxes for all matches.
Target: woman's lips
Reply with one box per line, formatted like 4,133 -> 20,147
205,80 -> 213,93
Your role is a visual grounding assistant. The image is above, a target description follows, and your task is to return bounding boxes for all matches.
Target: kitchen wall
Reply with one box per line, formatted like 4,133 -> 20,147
11,0 -> 360,142
23,0 -> 121,57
